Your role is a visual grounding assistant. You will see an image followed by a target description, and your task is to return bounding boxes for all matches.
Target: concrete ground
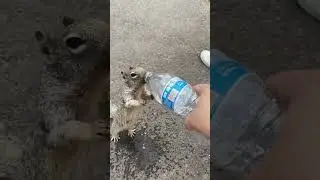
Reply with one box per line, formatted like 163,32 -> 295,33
110,0 -> 210,179
213,0 -> 320,77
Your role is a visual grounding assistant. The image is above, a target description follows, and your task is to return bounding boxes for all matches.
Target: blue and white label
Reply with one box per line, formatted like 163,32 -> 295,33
212,60 -> 248,96
161,77 -> 188,110
211,51 -> 250,119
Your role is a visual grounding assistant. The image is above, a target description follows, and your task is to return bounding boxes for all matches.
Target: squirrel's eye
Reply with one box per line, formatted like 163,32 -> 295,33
65,37 -> 86,49
41,47 -> 50,55
130,73 -> 137,78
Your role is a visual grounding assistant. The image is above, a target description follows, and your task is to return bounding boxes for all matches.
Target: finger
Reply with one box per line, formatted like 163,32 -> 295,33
185,112 -> 197,131
193,84 -> 210,96
184,121 -> 193,131
266,70 -> 320,101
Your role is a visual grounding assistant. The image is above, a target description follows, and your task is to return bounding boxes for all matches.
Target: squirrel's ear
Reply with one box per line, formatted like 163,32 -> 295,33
34,31 -> 45,42
62,16 -> 75,27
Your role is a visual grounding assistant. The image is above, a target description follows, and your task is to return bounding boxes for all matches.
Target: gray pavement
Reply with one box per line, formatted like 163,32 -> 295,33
213,0 -> 320,77
110,0 -> 210,179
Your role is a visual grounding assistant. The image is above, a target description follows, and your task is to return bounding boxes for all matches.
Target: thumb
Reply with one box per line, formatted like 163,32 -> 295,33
266,70 -> 320,102
193,84 -> 210,96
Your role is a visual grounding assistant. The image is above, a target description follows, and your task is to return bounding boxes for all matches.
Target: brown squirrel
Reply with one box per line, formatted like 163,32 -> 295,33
110,66 -> 154,142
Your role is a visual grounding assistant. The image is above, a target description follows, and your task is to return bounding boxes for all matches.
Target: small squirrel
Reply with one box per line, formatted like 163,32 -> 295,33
110,66 -> 154,142
34,16 -> 109,148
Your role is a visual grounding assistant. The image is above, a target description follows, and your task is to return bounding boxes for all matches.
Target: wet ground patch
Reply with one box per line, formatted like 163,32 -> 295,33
114,128 -> 165,178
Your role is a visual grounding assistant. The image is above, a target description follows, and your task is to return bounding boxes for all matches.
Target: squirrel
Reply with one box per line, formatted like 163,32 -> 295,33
110,66 -> 154,142
34,16 -> 109,148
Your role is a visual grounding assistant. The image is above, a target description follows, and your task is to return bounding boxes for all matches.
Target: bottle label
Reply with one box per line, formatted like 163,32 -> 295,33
212,60 -> 249,96
211,58 -> 249,118
161,77 -> 188,110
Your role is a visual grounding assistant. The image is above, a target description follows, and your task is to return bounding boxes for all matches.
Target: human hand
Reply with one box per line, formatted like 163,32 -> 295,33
250,70 -> 320,180
185,84 -> 210,137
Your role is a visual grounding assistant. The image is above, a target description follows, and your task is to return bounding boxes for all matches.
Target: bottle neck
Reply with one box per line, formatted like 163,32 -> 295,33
144,71 -> 153,82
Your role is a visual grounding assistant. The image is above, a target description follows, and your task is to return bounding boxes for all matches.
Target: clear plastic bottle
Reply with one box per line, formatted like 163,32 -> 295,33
211,49 -> 282,174
144,72 -> 198,117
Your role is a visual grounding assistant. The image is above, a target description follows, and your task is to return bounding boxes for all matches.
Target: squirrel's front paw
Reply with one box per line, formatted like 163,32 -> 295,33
125,100 -> 140,107
94,120 -> 108,138
140,99 -> 146,105
46,129 -> 69,148
128,129 -> 136,137
111,135 -> 120,142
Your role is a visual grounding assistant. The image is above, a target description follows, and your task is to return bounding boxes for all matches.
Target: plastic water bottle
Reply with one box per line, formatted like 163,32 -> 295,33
211,49 -> 282,175
144,72 -> 198,117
